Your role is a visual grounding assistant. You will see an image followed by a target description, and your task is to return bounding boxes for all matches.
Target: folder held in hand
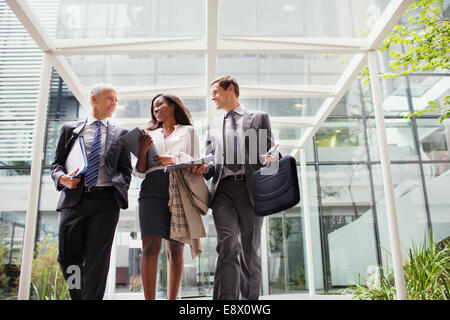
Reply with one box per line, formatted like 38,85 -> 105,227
119,127 -> 159,170
164,153 -> 214,173
65,136 -> 88,177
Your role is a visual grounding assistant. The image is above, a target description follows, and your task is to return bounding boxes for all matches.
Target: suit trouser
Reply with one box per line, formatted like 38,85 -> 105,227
211,178 -> 264,300
58,189 -> 120,300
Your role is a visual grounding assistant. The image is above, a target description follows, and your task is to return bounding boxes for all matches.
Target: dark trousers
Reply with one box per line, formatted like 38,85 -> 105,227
211,179 -> 264,300
58,189 -> 120,300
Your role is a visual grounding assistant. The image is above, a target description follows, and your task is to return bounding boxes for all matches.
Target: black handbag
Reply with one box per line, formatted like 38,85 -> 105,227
252,155 -> 300,216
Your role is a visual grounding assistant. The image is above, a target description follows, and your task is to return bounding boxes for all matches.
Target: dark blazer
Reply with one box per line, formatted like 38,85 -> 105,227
51,119 -> 132,211
204,108 -> 275,206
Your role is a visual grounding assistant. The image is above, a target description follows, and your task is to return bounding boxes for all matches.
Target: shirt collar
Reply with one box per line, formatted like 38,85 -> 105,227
87,116 -> 109,127
226,105 -> 244,117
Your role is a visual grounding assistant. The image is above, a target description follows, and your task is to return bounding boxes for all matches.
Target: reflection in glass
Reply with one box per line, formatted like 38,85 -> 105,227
332,79 -> 370,116
416,119 -> 450,161
240,98 -> 324,117
267,210 -> 306,294
316,119 -> 367,162
0,169 -> 30,299
367,119 -> 418,161
300,165 -> 323,291
67,54 -> 205,87
218,0 -> 390,38
28,0 -> 205,39
217,54 -> 350,85
372,164 -> 428,267
319,164 -> 378,289
422,163 -> 450,243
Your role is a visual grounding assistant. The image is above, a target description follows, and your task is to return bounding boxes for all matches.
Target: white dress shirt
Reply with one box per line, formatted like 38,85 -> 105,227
134,124 -> 200,178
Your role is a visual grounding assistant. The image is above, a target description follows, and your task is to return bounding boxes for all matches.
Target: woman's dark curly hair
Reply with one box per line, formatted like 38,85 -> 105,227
146,93 -> 192,130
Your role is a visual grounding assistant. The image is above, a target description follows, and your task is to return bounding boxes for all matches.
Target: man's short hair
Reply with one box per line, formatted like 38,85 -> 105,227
88,83 -> 116,105
211,76 -> 239,98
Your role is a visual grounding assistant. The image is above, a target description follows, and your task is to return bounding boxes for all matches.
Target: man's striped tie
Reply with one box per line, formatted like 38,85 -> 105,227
85,120 -> 102,188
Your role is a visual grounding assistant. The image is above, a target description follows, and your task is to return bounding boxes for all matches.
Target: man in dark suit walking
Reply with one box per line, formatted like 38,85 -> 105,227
51,83 -> 132,300
192,76 -> 277,300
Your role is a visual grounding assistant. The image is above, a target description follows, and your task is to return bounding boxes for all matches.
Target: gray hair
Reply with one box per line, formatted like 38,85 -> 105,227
88,83 -> 116,105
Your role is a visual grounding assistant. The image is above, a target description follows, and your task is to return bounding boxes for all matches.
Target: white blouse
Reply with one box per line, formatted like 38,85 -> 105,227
134,124 -> 200,178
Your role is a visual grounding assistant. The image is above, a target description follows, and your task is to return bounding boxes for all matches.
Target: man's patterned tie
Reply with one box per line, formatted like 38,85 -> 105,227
85,120 -> 102,188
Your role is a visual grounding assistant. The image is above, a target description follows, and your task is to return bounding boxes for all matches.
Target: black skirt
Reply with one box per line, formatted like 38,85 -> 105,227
138,170 -> 183,245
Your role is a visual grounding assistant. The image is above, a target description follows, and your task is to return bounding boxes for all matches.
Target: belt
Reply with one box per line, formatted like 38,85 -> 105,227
83,186 -> 114,193
222,174 -> 245,181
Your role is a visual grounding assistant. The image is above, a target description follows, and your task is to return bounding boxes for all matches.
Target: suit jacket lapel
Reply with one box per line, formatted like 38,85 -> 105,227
104,123 -> 117,157
242,109 -> 254,132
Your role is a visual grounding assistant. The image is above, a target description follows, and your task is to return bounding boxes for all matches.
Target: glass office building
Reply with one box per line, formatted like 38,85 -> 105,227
0,0 -> 448,299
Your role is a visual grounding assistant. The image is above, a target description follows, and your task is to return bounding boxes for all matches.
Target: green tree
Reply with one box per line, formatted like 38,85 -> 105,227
361,0 -> 449,123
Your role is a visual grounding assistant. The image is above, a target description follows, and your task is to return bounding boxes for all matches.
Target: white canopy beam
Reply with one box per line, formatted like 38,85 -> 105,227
48,55 -> 88,110
52,37 -> 368,55
17,53 -> 51,300
53,38 -> 207,55
298,54 -> 367,148
218,37 -> 367,54
367,50 -> 407,300
206,0 -> 219,122
5,0 -> 88,112
365,0 -> 413,50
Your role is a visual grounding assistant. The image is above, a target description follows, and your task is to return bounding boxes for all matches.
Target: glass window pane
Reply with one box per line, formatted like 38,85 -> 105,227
218,0 -> 390,38
367,119 -> 418,161
409,75 -> 450,114
300,165 -> 324,291
422,163 -> 450,243
372,164 -> 428,267
267,210 -> 305,294
67,54 -> 205,87
316,119 -> 367,162
331,79 -> 370,117
319,164 -> 378,289
416,119 -> 450,161
0,168 -> 31,299
266,165 -> 323,294
365,76 -> 411,116
27,0 -> 205,39
240,98 -> 324,118
217,54 -> 350,86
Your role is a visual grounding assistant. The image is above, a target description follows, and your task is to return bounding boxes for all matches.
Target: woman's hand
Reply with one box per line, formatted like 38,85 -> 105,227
153,155 -> 176,166
138,131 -> 153,154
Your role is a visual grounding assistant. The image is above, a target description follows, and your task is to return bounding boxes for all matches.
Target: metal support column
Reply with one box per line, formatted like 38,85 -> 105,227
300,147 -> 315,297
367,50 -> 407,300
18,53 -> 51,300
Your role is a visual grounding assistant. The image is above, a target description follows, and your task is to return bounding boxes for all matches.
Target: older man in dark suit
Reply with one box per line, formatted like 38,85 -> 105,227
191,76 -> 277,300
51,83 -> 131,300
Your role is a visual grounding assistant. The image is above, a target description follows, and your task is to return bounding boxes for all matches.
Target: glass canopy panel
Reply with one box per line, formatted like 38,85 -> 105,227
65,54 -> 205,87
26,0 -> 206,39
216,54 -> 352,85
218,0 -> 390,37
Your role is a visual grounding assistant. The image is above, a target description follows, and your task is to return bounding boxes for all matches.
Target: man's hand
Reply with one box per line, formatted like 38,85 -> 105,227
188,163 -> 208,175
59,168 -> 81,189
260,143 -> 279,164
